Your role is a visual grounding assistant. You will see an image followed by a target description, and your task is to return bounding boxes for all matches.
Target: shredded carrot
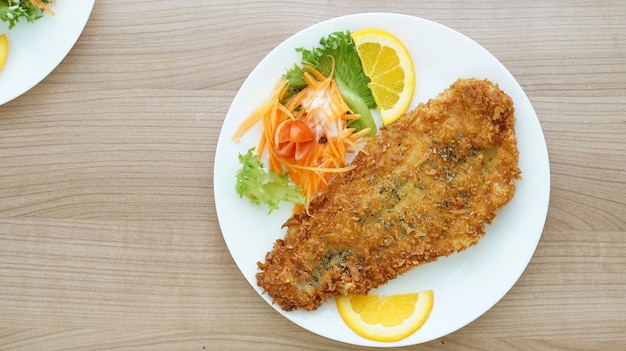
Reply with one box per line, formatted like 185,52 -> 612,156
232,80 -> 286,144
232,58 -> 370,213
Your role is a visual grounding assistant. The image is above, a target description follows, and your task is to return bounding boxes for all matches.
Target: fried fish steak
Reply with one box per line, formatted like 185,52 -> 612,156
256,78 -> 521,311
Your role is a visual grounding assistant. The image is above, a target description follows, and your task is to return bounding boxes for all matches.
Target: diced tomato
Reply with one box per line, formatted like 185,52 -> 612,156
295,140 -> 314,161
276,121 -> 292,144
273,120 -> 315,160
275,141 -> 296,158
289,120 -> 315,143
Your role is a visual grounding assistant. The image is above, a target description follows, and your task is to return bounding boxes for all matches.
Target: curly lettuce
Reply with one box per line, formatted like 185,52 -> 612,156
235,148 -> 305,214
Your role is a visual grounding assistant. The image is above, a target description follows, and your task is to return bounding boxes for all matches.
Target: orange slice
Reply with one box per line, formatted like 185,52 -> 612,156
0,34 -> 7,71
351,28 -> 416,125
336,290 -> 434,342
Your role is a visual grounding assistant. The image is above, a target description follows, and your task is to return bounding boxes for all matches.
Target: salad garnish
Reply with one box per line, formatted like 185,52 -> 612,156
233,30 -> 386,213
233,57 -> 370,213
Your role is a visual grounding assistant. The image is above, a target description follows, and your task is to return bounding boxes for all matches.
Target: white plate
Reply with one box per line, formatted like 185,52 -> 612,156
214,13 -> 550,347
0,0 -> 95,105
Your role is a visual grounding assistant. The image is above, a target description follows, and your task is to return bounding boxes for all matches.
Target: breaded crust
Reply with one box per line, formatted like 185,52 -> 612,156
257,78 -> 521,311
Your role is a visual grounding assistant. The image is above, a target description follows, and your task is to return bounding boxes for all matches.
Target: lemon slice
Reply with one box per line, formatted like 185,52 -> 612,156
351,28 -> 416,125
336,290 -> 434,342
0,34 -> 7,71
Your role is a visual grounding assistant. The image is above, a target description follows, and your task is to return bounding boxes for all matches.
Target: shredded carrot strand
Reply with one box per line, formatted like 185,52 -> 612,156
28,0 -> 55,16
232,81 -> 286,143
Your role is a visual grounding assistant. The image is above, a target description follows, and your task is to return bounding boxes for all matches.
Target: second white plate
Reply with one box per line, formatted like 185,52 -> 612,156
0,0 -> 95,105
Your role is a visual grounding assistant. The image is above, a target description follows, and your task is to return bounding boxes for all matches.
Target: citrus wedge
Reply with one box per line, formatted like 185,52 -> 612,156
336,290 -> 434,342
0,34 -> 7,71
351,28 -> 415,125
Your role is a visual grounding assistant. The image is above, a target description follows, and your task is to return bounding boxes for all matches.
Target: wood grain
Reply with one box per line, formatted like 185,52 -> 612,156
1,0 -> 624,350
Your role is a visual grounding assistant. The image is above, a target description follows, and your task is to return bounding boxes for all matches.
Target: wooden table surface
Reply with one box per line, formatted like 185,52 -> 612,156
1,1 -> 624,350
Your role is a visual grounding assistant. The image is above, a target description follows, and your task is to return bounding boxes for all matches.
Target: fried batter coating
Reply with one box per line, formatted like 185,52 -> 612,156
256,78 -> 521,311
